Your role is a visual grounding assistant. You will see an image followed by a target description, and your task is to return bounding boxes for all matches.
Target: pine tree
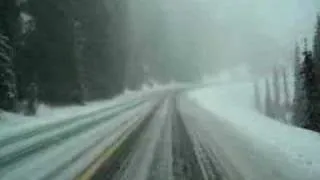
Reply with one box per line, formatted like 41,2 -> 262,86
0,33 -> 17,111
0,0 -> 19,111
282,68 -> 290,108
254,81 -> 262,112
299,15 -> 320,132
302,50 -> 320,132
272,66 -> 281,119
73,19 -> 86,104
25,82 -> 38,115
301,15 -> 320,132
26,0 -> 80,104
265,79 -> 275,118
313,15 -> 320,64
282,67 -> 290,121
73,0 -> 127,99
292,44 -> 306,126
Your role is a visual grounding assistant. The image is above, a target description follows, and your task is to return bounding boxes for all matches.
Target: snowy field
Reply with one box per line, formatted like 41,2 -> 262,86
188,71 -> 320,179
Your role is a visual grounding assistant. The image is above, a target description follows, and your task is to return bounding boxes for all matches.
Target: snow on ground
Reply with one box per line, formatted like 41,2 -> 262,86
202,63 -> 295,123
0,102 -> 155,180
0,81 -> 184,125
0,96 -> 136,125
188,72 -> 320,179
201,64 -> 254,84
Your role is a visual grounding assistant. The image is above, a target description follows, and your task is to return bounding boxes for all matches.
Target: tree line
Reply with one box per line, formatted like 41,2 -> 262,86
254,15 -> 320,133
254,65 -> 291,122
0,0 -> 129,115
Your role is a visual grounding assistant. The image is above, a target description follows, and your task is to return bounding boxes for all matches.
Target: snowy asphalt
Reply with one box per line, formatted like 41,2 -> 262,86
80,94 -> 244,180
0,91 -> 244,180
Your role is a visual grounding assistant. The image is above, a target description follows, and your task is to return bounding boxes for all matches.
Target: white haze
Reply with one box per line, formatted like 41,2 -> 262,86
126,0 -> 319,79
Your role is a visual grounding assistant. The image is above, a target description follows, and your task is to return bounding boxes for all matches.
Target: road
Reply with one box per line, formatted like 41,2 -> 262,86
77,94 -> 244,180
0,91 -> 244,180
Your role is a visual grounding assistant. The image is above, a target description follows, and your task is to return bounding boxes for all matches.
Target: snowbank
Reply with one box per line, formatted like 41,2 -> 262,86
188,81 -> 320,180
1,96 -> 135,124
1,81 -> 185,125
202,64 -> 295,122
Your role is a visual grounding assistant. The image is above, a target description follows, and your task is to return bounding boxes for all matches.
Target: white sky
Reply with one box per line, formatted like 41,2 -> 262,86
188,0 -> 319,69
128,0 -> 320,76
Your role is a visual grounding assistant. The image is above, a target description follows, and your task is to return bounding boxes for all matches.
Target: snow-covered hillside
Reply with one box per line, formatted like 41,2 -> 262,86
203,64 -> 295,123
188,71 -> 320,180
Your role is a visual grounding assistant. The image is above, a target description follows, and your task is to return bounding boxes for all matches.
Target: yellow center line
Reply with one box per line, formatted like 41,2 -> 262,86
76,120 -> 141,180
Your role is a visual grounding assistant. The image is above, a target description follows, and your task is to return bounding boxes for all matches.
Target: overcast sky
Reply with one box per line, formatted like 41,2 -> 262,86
184,0 -> 319,71
128,0 -> 320,77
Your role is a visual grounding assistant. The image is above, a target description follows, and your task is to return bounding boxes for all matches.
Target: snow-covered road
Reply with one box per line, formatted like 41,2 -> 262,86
86,95 -> 244,180
1,84 -> 319,180
79,88 -> 320,180
0,90 -> 167,180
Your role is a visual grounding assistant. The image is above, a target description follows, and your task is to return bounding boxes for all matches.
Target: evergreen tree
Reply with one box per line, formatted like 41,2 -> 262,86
74,0 -> 127,99
0,0 -> 19,111
0,33 -> 17,111
254,81 -> 262,112
265,79 -> 275,118
72,18 -> 86,104
313,15 -> 320,64
292,44 -> 306,126
25,82 -> 38,115
300,15 -> 320,132
25,0 -> 80,104
1,0 -> 128,111
282,67 -> 290,121
282,68 -> 290,108
301,50 -> 320,132
272,66 -> 281,118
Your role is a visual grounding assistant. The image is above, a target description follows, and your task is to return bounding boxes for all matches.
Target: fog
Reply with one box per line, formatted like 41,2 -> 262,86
126,0 -> 319,80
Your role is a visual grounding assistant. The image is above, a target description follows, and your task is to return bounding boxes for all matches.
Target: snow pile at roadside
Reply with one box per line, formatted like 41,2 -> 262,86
202,63 -> 295,122
1,80 -> 185,124
0,87 -> 147,124
188,81 -> 320,180
0,96 -> 135,125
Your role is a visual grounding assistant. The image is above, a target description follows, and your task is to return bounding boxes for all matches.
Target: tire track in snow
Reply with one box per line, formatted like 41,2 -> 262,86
86,98 -> 166,180
181,113 -> 227,180
0,101 -> 145,171
146,99 -> 173,180
86,94 -> 245,180
178,98 -> 245,180
113,98 -> 170,180
171,98 -> 205,180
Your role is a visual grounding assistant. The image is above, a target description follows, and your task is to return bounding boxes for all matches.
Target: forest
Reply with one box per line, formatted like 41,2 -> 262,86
0,0 -> 191,115
253,15 -> 320,133
0,0 -> 128,111
1,0 -> 320,134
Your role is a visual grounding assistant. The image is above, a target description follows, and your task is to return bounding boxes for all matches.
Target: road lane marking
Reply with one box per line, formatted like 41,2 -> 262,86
77,118 -> 142,180
77,100 -> 163,180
